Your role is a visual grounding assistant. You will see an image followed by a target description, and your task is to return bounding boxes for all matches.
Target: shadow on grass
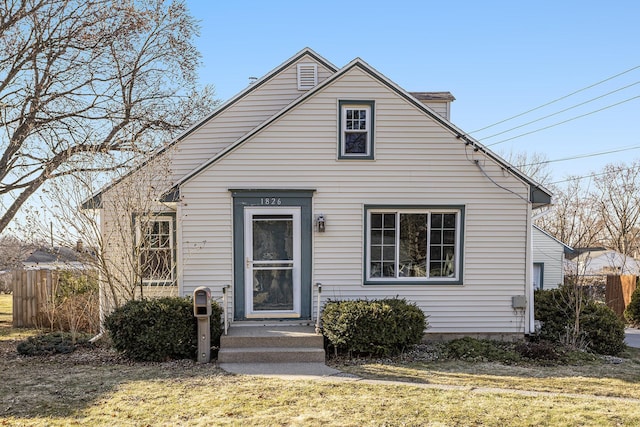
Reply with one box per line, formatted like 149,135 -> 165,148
331,346 -> 640,399
0,339 -> 234,421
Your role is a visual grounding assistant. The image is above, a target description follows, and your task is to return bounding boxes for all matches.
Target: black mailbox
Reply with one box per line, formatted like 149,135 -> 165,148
193,286 -> 211,317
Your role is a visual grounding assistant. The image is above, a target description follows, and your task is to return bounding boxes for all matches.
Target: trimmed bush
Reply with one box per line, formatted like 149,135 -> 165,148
321,298 -> 427,357
624,287 -> 640,326
534,285 -> 626,356
105,296 -> 223,362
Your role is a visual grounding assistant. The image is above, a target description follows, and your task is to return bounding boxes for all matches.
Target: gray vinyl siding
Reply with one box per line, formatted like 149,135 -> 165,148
179,66 -> 532,334
532,227 -> 565,289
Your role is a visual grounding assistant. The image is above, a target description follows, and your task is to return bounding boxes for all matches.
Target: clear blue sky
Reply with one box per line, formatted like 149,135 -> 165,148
186,0 -> 640,185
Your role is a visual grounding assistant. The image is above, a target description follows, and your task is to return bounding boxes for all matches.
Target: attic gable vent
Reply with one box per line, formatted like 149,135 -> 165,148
297,63 -> 317,90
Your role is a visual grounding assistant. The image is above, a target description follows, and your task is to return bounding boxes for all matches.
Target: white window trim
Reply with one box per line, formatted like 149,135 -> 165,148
365,208 -> 462,283
136,215 -> 176,286
338,100 -> 375,159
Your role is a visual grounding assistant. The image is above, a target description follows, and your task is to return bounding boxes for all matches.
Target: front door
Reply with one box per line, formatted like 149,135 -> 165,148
244,207 -> 301,318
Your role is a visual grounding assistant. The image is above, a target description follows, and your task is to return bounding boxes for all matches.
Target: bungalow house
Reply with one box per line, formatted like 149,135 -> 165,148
532,225 -> 573,290
86,48 -> 552,339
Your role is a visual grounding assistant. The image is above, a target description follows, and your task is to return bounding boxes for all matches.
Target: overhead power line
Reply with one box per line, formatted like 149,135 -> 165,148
518,144 -> 640,167
469,64 -> 640,134
479,80 -> 640,141
486,94 -> 640,147
550,163 -> 640,185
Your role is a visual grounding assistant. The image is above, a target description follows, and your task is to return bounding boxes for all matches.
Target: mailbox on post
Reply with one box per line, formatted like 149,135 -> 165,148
193,286 -> 211,317
193,286 -> 211,363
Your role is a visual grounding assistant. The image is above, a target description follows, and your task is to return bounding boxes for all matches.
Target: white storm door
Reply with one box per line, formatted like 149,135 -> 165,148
244,207 -> 301,318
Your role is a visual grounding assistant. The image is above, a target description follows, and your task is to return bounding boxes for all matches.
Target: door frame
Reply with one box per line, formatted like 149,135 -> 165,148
244,206 -> 301,318
231,189 -> 314,320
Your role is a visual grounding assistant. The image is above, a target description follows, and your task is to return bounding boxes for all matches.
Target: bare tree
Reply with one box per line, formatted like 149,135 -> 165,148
0,234 -> 34,270
593,161 -> 640,258
535,176 -> 603,249
0,0 -> 216,234
39,146 -> 183,317
504,150 -> 554,189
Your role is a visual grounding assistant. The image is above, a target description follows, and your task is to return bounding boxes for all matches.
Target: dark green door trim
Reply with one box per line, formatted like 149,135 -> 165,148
231,189 -> 314,320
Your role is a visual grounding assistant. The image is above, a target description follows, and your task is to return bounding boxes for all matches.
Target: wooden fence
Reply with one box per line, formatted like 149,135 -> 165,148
605,274 -> 637,318
12,269 -> 59,328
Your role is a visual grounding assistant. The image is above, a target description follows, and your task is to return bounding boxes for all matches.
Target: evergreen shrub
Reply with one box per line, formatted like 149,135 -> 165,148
17,331 -> 91,356
321,298 -> 427,357
105,296 -> 223,362
534,285 -> 625,356
624,286 -> 640,326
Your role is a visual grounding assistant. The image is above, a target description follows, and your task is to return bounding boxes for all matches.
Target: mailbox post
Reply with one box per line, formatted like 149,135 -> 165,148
193,286 -> 211,363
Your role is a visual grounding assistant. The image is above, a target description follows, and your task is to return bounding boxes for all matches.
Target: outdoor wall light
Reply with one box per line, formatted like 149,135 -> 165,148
315,214 -> 326,232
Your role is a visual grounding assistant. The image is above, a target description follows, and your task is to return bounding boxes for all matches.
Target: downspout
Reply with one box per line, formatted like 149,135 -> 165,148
526,202 -> 534,334
91,211 -> 107,343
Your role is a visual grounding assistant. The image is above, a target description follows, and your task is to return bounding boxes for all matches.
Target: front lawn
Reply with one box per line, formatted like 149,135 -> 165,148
2,293 -> 640,426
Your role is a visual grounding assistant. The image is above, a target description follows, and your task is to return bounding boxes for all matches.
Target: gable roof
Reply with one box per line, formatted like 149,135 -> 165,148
82,48 -> 338,209
533,224 -> 575,254
173,55 -> 552,207
569,249 -> 640,275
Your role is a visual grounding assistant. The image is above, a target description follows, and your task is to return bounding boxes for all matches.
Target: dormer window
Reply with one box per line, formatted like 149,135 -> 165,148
338,100 -> 375,159
297,63 -> 317,90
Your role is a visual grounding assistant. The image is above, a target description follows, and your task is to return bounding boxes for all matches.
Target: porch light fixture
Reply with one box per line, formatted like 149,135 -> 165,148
315,214 -> 326,232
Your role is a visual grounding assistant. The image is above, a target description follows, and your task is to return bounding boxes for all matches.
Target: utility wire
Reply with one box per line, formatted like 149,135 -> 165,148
480,80 -> 640,140
518,144 -> 640,167
550,163 -> 640,185
486,95 -> 640,147
469,64 -> 640,134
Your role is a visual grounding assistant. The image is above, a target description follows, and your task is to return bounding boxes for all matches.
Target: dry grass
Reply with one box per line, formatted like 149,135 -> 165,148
2,294 -> 640,426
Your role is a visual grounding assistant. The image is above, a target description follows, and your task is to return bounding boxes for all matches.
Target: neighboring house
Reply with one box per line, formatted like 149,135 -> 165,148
85,48 -> 552,338
22,245 -> 88,271
532,225 -> 573,290
569,248 -> 640,276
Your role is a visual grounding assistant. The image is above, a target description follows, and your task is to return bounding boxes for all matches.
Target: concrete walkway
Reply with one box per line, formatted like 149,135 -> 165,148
219,329 -> 640,379
219,362 -> 345,379
625,328 -> 640,348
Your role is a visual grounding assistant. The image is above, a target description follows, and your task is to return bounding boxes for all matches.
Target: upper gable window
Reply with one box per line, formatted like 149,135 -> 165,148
338,100 -> 375,160
297,63 -> 317,90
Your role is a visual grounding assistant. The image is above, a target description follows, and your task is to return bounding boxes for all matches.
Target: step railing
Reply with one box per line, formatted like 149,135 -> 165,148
222,284 -> 230,335
314,282 -> 322,334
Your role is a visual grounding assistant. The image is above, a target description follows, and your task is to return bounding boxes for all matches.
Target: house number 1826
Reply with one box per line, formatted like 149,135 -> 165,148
260,197 -> 281,205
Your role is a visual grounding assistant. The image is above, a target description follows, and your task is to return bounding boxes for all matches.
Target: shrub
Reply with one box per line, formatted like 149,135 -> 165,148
439,337 -> 598,366
535,285 -> 626,356
581,301 -> 626,356
38,271 -> 100,335
17,331 -> 91,356
105,296 -> 223,362
321,298 -> 427,357
624,286 -> 640,326
443,337 -> 520,363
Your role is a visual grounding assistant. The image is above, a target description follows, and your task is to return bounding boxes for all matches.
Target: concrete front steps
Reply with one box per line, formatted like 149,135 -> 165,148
218,322 -> 325,364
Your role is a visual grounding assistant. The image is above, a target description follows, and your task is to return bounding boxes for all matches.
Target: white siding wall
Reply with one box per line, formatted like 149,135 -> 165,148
167,54 -> 334,182
180,66 -> 532,335
422,101 -> 450,120
532,227 -> 565,289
